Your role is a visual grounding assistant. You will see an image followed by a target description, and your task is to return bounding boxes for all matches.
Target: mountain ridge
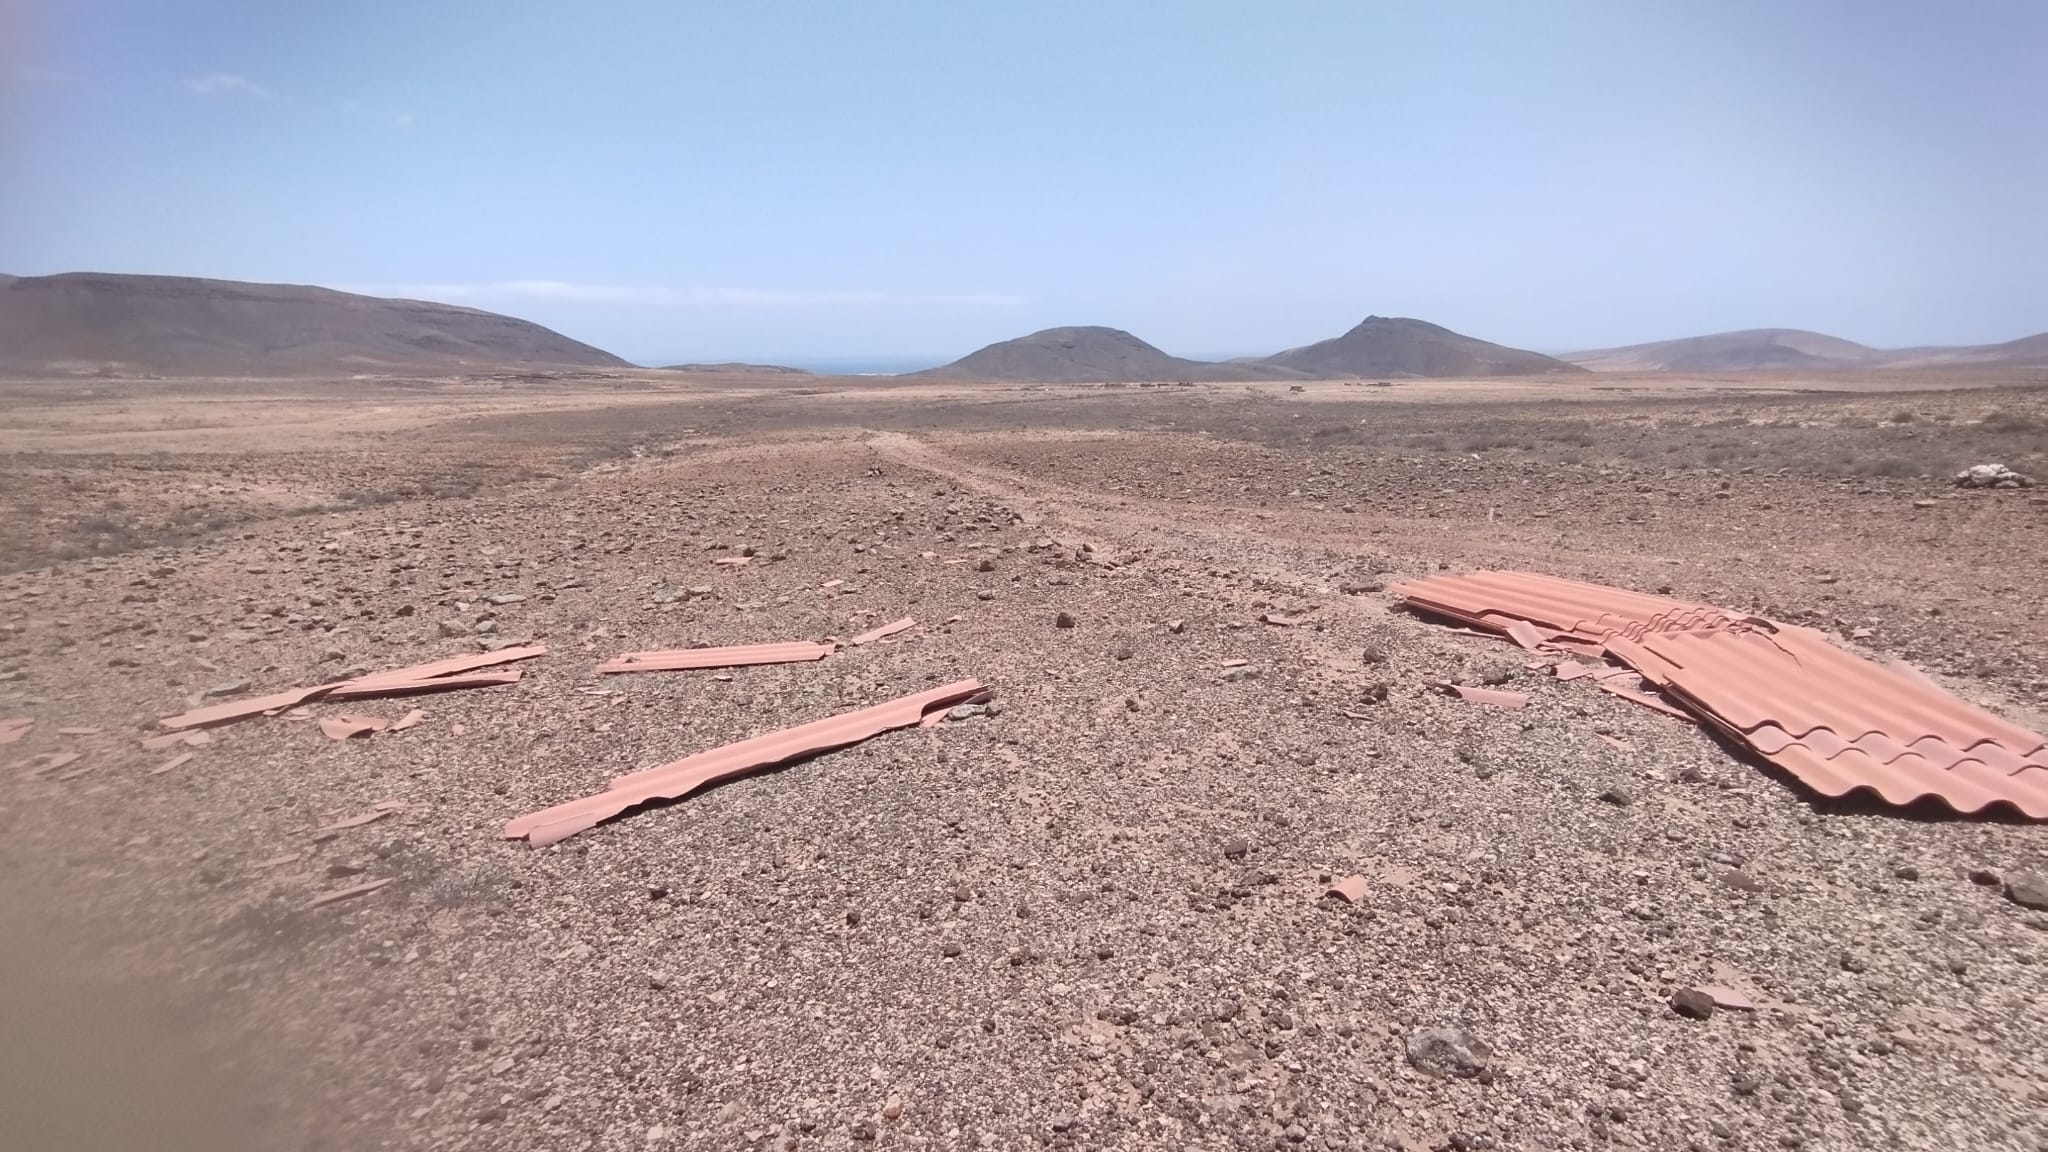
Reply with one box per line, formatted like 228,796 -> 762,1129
1566,327 -> 2048,372
0,272 -> 629,375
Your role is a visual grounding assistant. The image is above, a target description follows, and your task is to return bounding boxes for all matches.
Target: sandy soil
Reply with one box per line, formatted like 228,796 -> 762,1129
1,369 -> 2045,1152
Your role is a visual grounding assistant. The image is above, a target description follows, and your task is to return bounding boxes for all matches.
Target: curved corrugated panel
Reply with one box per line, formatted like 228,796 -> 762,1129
1394,572 -> 1736,641
1396,569 -> 2048,820
504,679 -> 985,847
1646,628 -> 2046,755
596,641 -> 835,673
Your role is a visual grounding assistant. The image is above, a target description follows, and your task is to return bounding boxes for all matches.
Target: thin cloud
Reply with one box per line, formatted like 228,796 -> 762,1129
187,73 -> 271,99
13,66 -> 72,88
332,280 -> 1022,308
394,111 -> 414,128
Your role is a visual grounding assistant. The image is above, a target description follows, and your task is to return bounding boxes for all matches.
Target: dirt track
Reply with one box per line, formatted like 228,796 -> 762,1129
2,372 -> 2046,1152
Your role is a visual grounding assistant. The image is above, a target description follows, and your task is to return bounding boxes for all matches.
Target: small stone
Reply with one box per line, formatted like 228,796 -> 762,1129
882,1100 -> 903,1122
1054,611 -> 1075,629
1968,867 -> 2001,887
1945,956 -> 1970,975
1893,864 -> 1920,881
941,942 -> 962,958
1168,619 -> 1186,634
1050,1115 -> 1075,1133
850,1121 -> 876,1142
1839,951 -> 1870,973
1670,988 -> 1716,1020
1720,869 -> 1765,893
1599,787 -> 1633,807
845,910 -> 861,927
975,590 -> 995,601
204,680 -> 251,698
976,559 -> 994,572
1403,1027 -> 1492,1079
437,620 -> 468,638
2004,872 -> 2048,910
1222,837 -> 1250,860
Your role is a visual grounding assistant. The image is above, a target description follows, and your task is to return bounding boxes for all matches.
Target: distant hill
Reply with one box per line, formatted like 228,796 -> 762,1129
1881,332 -> 2048,370
659,362 -> 812,375
1261,316 -> 1585,378
1564,329 -> 1885,372
0,272 -> 629,375
1567,327 -> 2048,372
916,326 -> 1302,383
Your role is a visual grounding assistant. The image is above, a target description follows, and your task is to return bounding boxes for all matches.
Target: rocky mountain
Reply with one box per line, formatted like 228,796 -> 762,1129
0,272 -> 629,375
917,326 -> 1300,383
1261,316 -> 1584,378
1567,327 -> 2048,372
1563,329 -> 1886,372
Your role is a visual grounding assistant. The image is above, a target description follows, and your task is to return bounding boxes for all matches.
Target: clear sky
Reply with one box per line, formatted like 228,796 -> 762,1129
3,1 -> 2043,366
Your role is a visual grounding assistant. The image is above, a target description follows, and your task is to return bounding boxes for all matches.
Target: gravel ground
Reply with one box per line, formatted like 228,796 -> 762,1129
2,379 -> 2045,1152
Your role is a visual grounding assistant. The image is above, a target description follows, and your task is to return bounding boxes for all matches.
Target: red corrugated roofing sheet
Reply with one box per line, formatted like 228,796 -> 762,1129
1393,571 -> 1737,643
596,642 -> 836,674
505,679 -> 985,847
1395,571 -> 2048,819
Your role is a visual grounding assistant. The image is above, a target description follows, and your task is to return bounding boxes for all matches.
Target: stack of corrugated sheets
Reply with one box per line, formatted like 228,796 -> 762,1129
1393,571 -> 2048,819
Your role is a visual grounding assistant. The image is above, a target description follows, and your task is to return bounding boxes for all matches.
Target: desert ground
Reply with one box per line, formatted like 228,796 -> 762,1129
2,368 -> 2046,1152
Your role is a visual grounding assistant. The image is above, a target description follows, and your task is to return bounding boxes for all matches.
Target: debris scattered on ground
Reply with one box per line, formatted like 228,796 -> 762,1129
504,679 -> 987,847
149,751 -> 196,775
2006,873 -> 2048,910
847,617 -> 916,646
316,807 -> 397,833
317,714 -> 389,741
1698,984 -> 1756,1012
1954,463 -> 2033,489
389,708 -> 424,732
1597,681 -> 1697,721
140,730 -> 212,751
24,751 -> 81,777
1323,875 -> 1368,904
1395,571 -> 2048,818
303,877 -> 393,910
156,646 -> 545,731
326,669 -> 523,699
596,641 -> 836,674
0,717 -> 31,745
1437,683 -> 1529,709
1258,611 -> 1303,627
159,684 -> 343,733
1404,1027 -> 1493,1079
1669,987 -> 1717,1019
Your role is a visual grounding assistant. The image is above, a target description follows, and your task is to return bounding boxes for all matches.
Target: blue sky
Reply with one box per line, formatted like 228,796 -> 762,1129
3,1 -> 2044,365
